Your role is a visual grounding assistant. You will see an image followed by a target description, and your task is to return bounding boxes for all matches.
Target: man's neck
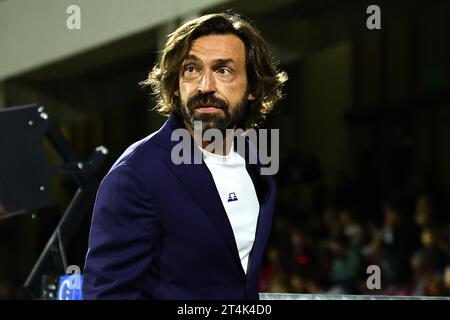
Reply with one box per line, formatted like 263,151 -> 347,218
183,120 -> 234,156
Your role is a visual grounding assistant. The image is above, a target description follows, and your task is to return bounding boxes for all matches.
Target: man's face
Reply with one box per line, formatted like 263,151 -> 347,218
178,34 -> 254,132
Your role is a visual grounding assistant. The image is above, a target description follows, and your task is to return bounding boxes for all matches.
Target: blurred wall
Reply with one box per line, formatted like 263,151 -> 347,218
301,41 -> 353,191
0,0 -> 230,81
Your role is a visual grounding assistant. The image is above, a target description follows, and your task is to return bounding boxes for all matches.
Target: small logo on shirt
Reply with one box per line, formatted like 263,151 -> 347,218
227,192 -> 238,202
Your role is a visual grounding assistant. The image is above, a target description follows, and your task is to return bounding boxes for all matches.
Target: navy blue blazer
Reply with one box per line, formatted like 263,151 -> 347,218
82,113 -> 277,300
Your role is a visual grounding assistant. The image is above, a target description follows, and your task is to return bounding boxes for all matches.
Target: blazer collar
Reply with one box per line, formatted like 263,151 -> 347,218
155,113 -> 275,277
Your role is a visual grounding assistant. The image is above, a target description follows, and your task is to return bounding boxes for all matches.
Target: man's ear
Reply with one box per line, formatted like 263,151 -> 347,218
248,92 -> 255,101
174,89 -> 180,96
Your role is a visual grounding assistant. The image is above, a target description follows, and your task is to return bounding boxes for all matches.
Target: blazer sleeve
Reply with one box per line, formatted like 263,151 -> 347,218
82,163 -> 161,299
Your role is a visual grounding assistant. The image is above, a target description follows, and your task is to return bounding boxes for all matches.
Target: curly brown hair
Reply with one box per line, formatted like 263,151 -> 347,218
141,12 -> 288,129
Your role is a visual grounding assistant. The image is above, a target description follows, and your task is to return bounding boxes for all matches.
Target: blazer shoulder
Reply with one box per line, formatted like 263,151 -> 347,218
109,125 -> 169,176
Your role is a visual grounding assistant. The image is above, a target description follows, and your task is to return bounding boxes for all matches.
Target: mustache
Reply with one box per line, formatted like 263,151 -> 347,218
187,93 -> 228,111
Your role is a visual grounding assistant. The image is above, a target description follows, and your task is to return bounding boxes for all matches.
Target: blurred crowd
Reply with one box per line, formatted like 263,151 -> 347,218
260,153 -> 450,297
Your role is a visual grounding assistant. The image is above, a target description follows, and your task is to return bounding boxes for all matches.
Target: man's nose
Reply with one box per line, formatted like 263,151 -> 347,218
197,70 -> 216,94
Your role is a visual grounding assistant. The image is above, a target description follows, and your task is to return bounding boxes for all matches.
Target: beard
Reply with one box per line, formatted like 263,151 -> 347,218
180,89 -> 249,133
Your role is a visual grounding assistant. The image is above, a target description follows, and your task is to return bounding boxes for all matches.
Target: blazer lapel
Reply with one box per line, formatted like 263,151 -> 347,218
247,173 -> 276,276
155,114 -> 276,278
241,145 -> 277,277
156,114 -> 244,276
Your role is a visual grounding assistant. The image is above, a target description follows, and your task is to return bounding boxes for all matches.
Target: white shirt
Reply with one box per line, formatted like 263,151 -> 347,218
200,144 -> 260,274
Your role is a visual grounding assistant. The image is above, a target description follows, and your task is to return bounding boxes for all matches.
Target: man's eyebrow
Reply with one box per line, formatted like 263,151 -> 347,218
211,58 -> 235,67
183,54 -> 201,63
183,55 -> 236,67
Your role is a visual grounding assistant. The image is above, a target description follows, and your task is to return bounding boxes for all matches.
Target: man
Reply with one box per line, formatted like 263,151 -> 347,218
83,12 -> 287,300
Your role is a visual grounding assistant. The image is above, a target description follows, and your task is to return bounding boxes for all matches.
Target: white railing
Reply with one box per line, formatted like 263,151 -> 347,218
259,293 -> 450,300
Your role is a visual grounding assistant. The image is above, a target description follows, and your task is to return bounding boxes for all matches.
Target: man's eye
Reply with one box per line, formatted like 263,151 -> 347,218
217,68 -> 231,75
184,65 -> 197,74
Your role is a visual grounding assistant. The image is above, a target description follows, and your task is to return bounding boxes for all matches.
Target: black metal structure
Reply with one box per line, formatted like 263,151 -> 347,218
0,103 -> 108,299
0,104 -> 53,218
